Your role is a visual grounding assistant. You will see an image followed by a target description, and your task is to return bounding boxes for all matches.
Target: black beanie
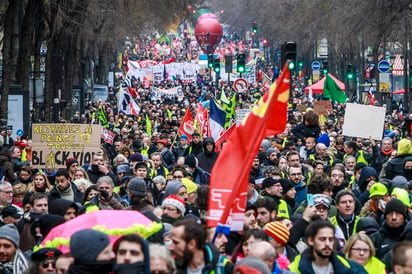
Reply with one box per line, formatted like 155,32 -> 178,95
279,178 -> 294,194
384,199 -> 408,220
70,229 -> 110,262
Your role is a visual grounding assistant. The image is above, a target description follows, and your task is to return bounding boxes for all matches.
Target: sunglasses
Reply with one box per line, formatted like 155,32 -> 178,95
42,261 -> 56,268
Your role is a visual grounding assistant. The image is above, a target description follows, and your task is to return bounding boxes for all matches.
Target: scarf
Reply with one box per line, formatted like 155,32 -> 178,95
57,185 -> 74,201
381,147 -> 393,156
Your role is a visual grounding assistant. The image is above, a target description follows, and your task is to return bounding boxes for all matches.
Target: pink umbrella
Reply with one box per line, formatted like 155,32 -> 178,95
36,210 -> 162,253
393,89 -> 405,94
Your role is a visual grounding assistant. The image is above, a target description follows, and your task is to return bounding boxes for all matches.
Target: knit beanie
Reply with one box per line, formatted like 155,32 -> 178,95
66,158 -> 79,169
317,133 -> 330,147
0,224 -> 20,248
392,176 -> 408,190
384,199 -> 408,220
184,155 -> 197,168
129,153 -> 143,162
164,180 -> 185,198
70,229 -> 110,262
162,195 -> 186,215
127,177 -> 147,197
261,139 -> 271,151
264,221 -> 290,246
181,178 -> 198,195
397,139 -> 412,156
265,148 -> 277,157
279,178 -> 294,194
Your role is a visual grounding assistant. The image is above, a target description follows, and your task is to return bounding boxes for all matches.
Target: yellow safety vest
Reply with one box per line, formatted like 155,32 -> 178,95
277,199 -> 290,219
330,215 -> 360,238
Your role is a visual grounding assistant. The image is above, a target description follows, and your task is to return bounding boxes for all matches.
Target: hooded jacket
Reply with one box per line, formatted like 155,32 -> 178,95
370,221 -> 406,260
403,156 -> 412,180
197,137 -> 219,173
353,167 -> 378,205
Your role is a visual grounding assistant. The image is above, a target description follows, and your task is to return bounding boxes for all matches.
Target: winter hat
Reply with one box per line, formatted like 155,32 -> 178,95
235,256 -> 271,274
181,178 -> 198,194
262,177 -> 278,189
261,139 -> 271,151
397,139 -> 412,156
164,180 -> 185,198
31,248 -> 62,262
265,148 -> 277,157
392,176 -> 408,190
369,182 -> 388,198
356,217 -> 380,235
354,162 -> 367,172
384,130 -> 396,138
70,229 -> 110,262
180,135 -> 188,140
127,177 -> 147,197
317,133 -> 330,147
117,164 -> 131,175
264,221 -> 290,246
66,158 -> 78,169
129,153 -> 143,162
184,155 -> 197,168
1,205 -> 21,219
279,178 -> 294,194
162,223 -> 173,238
49,199 -> 79,217
134,161 -> 148,170
391,188 -> 411,208
162,195 -> 186,215
0,224 -> 20,248
156,139 -> 168,146
384,198 -> 408,220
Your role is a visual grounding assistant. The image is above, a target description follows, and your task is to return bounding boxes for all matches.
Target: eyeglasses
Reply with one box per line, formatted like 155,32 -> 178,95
41,261 -> 56,268
0,191 -> 13,195
173,175 -> 184,179
331,174 -> 344,179
351,248 -> 370,253
162,206 -> 177,212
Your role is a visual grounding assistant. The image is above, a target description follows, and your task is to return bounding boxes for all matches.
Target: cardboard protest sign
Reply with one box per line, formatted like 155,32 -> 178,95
313,100 -> 333,115
31,124 -> 102,168
296,104 -> 307,113
342,103 -> 385,140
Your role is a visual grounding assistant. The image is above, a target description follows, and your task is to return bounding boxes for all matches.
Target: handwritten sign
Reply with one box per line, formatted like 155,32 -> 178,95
31,124 -> 102,168
313,100 -> 333,115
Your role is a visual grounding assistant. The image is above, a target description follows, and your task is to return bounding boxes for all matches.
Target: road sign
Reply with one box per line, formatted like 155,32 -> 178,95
311,61 -> 321,71
233,78 -> 248,92
16,129 -> 24,136
378,60 -> 391,73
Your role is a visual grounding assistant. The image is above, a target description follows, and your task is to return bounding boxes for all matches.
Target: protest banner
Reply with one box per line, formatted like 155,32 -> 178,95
31,124 -> 102,168
342,103 -> 385,140
313,100 -> 333,115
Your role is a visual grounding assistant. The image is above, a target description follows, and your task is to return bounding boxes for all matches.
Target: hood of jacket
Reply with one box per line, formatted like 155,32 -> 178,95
358,167 -> 378,192
202,137 -> 216,154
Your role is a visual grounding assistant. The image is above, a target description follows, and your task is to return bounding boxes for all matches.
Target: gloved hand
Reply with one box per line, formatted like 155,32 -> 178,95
99,190 -> 110,201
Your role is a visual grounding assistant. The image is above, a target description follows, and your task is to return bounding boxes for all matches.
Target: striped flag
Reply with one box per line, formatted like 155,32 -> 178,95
209,99 -> 227,141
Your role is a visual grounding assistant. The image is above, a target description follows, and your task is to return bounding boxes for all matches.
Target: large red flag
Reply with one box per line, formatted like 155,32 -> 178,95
208,66 -> 290,229
178,108 -> 194,142
195,103 -> 211,138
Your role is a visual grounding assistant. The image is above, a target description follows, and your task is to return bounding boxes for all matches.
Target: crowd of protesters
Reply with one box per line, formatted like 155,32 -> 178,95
1,35 -> 412,274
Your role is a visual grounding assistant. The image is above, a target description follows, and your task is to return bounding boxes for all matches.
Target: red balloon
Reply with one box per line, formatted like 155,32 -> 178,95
195,18 -> 223,53
197,13 -> 218,24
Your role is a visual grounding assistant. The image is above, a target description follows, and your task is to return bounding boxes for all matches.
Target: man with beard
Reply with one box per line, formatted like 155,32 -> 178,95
261,178 -> 290,219
289,219 -> 367,273
0,224 -> 29,273
48,169 -> 84,203
184,132 -> 203,157
197,137 -> 219,174
370,198 -> 409,260
169,219 -> 233,274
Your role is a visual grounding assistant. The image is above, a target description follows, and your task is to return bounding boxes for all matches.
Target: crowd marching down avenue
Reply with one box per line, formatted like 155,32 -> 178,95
2,2 -> 412,274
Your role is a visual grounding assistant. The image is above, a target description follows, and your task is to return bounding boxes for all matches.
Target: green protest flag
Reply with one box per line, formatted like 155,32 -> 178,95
323,74 -> 348,103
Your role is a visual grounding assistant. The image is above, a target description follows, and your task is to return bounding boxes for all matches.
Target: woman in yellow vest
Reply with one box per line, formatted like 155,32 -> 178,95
343,233 -> 386,273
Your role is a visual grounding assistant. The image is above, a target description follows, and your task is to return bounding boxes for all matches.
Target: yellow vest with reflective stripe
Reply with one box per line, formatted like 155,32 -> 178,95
277,199 -> 290,219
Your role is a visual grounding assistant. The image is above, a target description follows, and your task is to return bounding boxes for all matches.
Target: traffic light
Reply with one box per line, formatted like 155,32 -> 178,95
322,60 -> 329,74
252,22 -> 257,34
237,53 -> 246,73
213,58 -> 220,73
346,64 -> 354,80
225,55 -> 233,73
298,61 -> 303,70
409,64 -> 412,83
284,42 -> 297,70
207,54 -> 214,69
263,39 -> 268,46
